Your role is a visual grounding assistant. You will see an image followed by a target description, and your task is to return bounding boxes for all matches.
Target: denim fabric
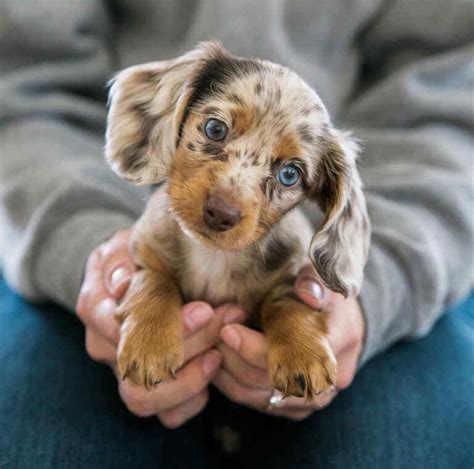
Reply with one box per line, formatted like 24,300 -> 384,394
0,279 -> 472,469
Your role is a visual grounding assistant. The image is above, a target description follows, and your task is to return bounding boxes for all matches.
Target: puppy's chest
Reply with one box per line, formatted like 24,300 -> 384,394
164,209 -> 314,311
178,246 -> 263,310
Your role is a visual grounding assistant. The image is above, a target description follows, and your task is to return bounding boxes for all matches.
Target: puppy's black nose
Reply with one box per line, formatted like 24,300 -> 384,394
204,196 -> 241,232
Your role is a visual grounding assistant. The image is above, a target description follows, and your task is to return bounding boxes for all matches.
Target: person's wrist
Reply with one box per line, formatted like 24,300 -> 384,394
36,211 -> 135,311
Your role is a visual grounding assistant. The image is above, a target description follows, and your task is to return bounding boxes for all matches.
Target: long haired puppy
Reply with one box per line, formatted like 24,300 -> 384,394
105,42 -> 371,399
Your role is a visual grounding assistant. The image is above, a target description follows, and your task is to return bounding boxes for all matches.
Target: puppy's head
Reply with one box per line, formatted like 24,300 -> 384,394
106,42 -> 371,296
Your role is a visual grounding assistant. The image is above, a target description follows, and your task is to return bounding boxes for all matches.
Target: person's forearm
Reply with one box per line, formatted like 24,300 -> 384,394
0,1 -> 146,309
342,0 -> 474,362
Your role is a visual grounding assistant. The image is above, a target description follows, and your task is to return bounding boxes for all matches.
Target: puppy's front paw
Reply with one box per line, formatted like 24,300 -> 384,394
268,337 -> 337,400
117,317 -> 184,389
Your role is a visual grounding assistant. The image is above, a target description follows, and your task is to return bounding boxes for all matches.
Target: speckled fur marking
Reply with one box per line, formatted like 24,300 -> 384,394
105,42 -> 371,395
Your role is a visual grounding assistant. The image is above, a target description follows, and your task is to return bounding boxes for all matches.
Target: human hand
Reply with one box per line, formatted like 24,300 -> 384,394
212,264 -> 365,420
76,229 -> 246,428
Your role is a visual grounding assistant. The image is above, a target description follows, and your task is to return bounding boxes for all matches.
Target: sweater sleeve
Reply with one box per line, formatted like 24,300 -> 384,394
347,0 -> 474,363
0,1 -> 146,310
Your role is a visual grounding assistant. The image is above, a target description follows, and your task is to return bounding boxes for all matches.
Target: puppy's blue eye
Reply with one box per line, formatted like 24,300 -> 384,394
277,164 -> 300,187
204,119 -> 228,141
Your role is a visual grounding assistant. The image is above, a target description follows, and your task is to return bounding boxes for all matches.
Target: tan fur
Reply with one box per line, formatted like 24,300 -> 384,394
262,288 -> 337,399
105,42 -> 371,396
230,106 -> 257,135
116,261 -> 183,389
274,133 -> 301,161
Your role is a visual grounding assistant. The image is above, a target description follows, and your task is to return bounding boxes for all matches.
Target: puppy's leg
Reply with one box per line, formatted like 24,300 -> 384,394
262,282 -> 337,400
116,241 -> 183,389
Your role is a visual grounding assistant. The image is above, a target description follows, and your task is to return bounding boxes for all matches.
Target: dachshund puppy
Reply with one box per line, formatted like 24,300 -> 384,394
105,42 -> 371,400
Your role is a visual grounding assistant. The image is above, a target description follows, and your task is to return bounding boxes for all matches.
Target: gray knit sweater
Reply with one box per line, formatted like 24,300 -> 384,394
0,0 -> 473,364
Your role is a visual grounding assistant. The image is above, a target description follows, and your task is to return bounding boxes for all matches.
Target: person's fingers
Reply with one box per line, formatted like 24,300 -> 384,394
333,347 -> 359,390
213,367 -> 337,415
295,264 -> 364,359
294,264 -> 344,311
119,350 -> 221,417
89,297 -> 121,346
76,250 -> 105,317
85,329 -> 117,365
158,389 -> 209,429
181,302 -> 216,337
326,295 -> 365,367
219,324 -> 268,369
98,228 -> 133,260
217,343 -> 271,390
294,264 -> 325,309
92,229 -> 136,300
270,408 -> 313,421
212,368 -> 270,410
83,247 -> 103,279
107,265 -> 136,300
264,392 -> 333,419
184,304 -> 247,362
265,390 -> 337,412
310,389 -> 338,410
103,258 -> 136,300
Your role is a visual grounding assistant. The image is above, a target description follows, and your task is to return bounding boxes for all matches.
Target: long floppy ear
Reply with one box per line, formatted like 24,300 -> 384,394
105,43 -> 220,185
310,128 -> 371,297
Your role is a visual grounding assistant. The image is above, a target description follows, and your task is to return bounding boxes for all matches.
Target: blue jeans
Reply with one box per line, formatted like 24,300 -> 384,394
0,278 -> 472,469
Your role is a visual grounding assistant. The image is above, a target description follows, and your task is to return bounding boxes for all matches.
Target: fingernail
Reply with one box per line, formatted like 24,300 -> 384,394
296,278 -> 324,301
223,306 -> 245,325
203,350 -> 221,377
185,304 -> 213,331
221,326 -> 241,350
110,266 -> 133,291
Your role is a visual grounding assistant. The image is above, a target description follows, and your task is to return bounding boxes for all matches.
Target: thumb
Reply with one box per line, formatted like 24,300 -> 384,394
294,264 -> 340,310
106,263 -> 136,300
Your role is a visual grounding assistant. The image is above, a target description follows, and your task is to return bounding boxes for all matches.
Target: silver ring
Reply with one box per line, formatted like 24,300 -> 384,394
266,389 -> 286,410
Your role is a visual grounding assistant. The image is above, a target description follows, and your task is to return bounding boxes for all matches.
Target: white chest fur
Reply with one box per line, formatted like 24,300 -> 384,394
180,242 -> 247,305
176,208 -> 314,307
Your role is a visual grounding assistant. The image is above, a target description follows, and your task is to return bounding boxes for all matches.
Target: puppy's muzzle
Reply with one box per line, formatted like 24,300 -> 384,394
203,195 -> 241,232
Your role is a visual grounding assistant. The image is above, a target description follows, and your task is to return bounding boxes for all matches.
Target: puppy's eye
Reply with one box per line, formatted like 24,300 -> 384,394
204,119 -> 228,141
277,164 -> 300,187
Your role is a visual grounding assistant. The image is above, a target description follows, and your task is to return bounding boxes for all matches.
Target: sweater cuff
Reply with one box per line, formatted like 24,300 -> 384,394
35,210 -> 135,311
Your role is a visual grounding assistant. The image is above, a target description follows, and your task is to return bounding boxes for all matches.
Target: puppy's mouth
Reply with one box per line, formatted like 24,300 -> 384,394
192,222 -> 245,249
